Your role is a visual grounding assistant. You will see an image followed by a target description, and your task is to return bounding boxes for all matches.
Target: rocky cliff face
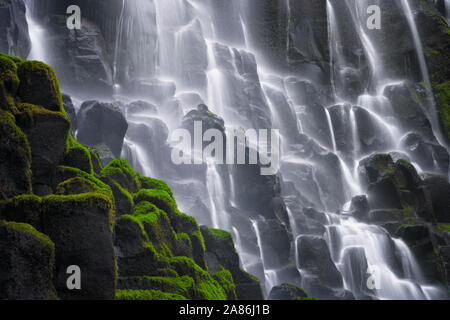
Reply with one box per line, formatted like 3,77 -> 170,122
0,53 -> 263,300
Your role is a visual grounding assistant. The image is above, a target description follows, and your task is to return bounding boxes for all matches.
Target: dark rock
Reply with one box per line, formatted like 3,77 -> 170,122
422,175 -> 450,223
76,100 -> 128,158
297,235 -> 343,289
200,226 -> 263,300
255,219 -> 291,269
17,61 -> 63,112
369,209 -> 404,224
0,109 -> 32,198
396,225 -> 444,284
62,94 -> 77,135
127,100 -> 158,115
268,283 -> 308,300
41,194 -> 116,300
340,247 -> 375,300
350,195 -> 370,222
17,104 -> 70,194
0,0 -> 30,58
0,221 -> 56,299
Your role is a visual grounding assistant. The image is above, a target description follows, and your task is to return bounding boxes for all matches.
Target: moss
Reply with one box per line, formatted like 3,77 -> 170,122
202,225 -> 234,243
166,256 -> 227,300
56,177 -> 107,197
214,267 -> 237,300
42,193 -> 115,232
87,147 -> 103,174
137,275 -> 195,298
139,174 -> 173,198
437,224 -> 450,232
63,135 -> 93,174
109,180 -> 134,216
297,297 -> 319,301
0,194 -> 42,228
101,159 -> 141,193
56,166 -> 114,201
0,220 -> 54,250
0,109 -> 32,197
16,60 -> 64,113
434,81 -> 450,142
0,54 -> 20,94
115,289 -> 187,300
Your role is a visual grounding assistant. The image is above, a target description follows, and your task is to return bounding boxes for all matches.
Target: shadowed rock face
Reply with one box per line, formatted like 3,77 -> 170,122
0,0 -> 30,58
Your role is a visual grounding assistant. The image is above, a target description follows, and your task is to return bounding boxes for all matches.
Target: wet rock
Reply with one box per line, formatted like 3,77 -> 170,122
340,247 -> 375,300
401,132 -> 449,175
200,226 -> 264,300
62,94 -> 77,135
77,100 -> 128,158
396,225 -> 443,284
297,235 -> 343,289
0,0 -> 30,58
255,219 -> 291,269
268,283 -> 308,300
126,100 -> 158,116
422,175 -> 450,223
350,195 -> 370,222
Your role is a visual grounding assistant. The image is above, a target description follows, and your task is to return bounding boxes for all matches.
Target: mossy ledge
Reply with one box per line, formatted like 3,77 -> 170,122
0,53 -> 262,300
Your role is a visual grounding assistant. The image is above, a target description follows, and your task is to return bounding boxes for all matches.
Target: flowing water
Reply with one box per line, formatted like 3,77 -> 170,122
24,0 -> 448,299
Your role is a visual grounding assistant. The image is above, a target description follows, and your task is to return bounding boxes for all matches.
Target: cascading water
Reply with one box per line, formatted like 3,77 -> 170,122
23,0 -> 449,300
118,0 -> 448,299
24,0 -> 47,62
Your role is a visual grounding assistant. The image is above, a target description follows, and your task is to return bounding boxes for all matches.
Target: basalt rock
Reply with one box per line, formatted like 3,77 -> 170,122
76,100 -> 128,158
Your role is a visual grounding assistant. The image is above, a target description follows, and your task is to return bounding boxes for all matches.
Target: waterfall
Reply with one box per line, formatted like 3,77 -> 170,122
24,0 -> 47,62
446,0 -> 450,23
22,0 -> 449,300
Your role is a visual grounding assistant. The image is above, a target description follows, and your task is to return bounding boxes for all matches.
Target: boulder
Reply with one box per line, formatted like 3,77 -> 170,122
297,235 -> 343,289
350,195 -> 370,222
41,194 -> 116,300
16,103 -> 70,195
422,175 -> 450,223
0,220 -> 56,300
268,283 -> 308,300
76,100 -> 128,158
0,109 -> 32,198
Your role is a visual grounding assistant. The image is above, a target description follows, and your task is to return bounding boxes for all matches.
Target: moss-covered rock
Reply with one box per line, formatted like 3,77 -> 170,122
40,193 -> 116,300
101,158 -> 141,193
63,136 -> 93,174
0,54 -> 20,96
0,220 -> 57,300
213,267 -> 238,300
434,81 -> 450,145
15,103 -> 70,195
0,194 -> 42,228
17,60 -> 63,113
268,283 -> 308,300
0,109 -> 32,198
115,289 -> 187,300
200,226 -> 264,300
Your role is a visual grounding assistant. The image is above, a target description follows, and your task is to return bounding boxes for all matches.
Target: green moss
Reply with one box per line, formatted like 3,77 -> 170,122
166,256 -> 227,300
87,147 -> 103,174
139,174 -> 173,198
202,225 -> 234,243
63,135 -> 93,174
115,289 -> 187,300
101,159 -> 141,193
214,267 -> 237,300
437,224 -> 450,232
56,166 -> 114,201
0,109 -> 32,196
0,220 -> 54,250
16,60 -> 64,113
297,297 -> 319,301
137,276 -> 195,298
0,194 -> 42,227
42,193 -> 115,231
56,177 -> 106,197
0,54 -> 20,94
434,81 -> 450,142
109,180 -> 134,216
